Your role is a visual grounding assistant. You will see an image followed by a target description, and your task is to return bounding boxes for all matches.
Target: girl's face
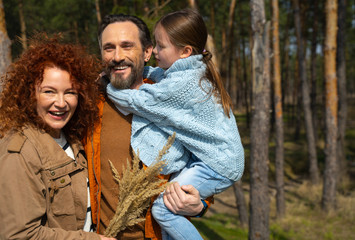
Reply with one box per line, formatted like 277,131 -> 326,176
153,24 -> 183,70
36,67 -> 78,138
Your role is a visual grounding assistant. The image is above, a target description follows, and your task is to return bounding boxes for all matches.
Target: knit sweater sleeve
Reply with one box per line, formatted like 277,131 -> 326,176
106,70 -> 193,124
143,66 -> 165,83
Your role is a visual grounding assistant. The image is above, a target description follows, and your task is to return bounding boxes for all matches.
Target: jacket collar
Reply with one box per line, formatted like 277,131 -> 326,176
22,126 -> 83,169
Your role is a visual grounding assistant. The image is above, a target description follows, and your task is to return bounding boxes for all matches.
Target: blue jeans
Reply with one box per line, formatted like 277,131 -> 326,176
151,156 -> 234,240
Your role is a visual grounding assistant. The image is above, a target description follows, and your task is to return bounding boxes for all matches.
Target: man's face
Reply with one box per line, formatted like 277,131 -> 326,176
101,21 -> 152,90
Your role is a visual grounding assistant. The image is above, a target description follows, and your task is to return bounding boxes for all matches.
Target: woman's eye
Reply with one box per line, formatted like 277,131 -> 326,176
43,90 -> 54,94
66,91 -> 78,95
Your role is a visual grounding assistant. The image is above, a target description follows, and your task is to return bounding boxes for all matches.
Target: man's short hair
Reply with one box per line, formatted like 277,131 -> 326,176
98,14 -> 152,50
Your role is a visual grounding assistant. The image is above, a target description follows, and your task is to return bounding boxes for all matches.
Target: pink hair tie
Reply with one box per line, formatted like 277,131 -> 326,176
202,49 -> 212,61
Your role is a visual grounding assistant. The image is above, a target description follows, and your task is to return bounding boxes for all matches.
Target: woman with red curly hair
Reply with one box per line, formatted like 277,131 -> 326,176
0,36 -> 115,240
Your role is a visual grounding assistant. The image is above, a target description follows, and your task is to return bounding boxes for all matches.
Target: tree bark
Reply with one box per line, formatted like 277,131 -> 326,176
272,0 -> 285,219
18,0 -> 27,51
292,0 -> 319,185
336,0 -> 347,183
232,180 -> 248,228
322,0 -> 338,212
249,0 -> 270,239
0,0 -> 11,86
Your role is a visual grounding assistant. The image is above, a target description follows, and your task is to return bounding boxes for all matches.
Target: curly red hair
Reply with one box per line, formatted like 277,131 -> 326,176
0,35 -> 101,143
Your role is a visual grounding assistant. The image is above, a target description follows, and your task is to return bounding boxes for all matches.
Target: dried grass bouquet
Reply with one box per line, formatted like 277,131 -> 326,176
104,133 -> 176,237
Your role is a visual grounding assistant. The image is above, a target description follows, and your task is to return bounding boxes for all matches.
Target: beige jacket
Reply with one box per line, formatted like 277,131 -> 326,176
0,127 -> 100,240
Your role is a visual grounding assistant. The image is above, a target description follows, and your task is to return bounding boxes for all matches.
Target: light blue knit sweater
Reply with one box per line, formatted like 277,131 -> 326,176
107,55 -> 244,181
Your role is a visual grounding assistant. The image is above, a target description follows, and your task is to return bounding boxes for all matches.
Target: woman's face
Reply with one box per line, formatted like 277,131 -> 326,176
36,67 -> 78,138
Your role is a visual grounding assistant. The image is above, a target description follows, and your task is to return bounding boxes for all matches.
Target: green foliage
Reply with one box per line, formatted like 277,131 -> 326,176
270,224 -> 298,240
4,0 -> 355,96
191,180 -> 355,240
4,0 -> 98,57
191,214 -> 248,240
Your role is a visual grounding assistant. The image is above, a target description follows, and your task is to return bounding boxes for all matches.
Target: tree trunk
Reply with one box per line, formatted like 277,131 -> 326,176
310,0 -> 319,144
239,6 -> 250,128
95,0 -> 102,25
73,20 -> 79,44
281,12 -> 291,112
229,34 -> 237,107
225,0 -> 237,104
272,0 -> 285,219
249,0 -> 270,239
225,0 -> 237,92
0,0 -> 11,86
293,60 -> 301,141
293,0 -> 319,185
232,180 -> 248,228
210,0 -> 215,39
220,8 -> 227,70
206,34 -> 219,69
18,0 -> 27,51
242,35 -> 250,129
236,38 -> 243,110
336,0 -> 347,183
322,0 -> 338,213
188,0 -> 198,10
152,0 -> 159,18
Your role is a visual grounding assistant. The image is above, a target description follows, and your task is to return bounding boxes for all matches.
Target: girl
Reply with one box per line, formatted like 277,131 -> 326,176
107,9 -> 244,240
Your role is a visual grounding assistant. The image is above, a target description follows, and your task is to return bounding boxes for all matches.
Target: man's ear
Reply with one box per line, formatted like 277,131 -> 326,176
144,45 -> 153,63
180,45 -> 193,59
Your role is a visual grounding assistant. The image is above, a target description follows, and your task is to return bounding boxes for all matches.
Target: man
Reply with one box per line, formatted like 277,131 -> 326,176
84,14 -> 209,240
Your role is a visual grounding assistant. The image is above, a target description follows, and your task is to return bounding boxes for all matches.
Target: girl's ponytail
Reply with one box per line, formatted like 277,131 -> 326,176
202,50 -> 233,118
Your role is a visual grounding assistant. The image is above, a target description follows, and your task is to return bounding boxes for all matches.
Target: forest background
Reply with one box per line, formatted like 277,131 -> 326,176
1,0 -> 354,239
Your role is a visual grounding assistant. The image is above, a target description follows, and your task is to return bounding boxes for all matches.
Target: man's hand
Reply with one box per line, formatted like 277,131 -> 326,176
163,182 -> 203,216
